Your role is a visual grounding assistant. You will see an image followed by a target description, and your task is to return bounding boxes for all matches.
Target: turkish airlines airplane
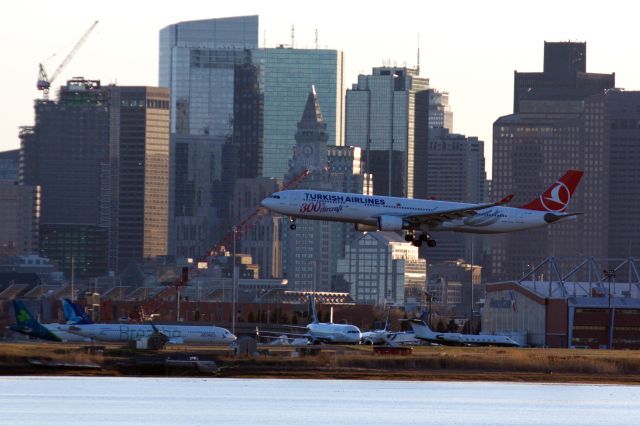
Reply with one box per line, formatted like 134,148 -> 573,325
261,170 -> 583,247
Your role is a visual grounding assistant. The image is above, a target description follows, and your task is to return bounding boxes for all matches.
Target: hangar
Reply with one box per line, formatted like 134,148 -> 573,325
483,257 -> 640,348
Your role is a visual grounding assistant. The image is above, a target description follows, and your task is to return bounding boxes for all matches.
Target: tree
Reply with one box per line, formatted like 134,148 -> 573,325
447,319 -> 458,332
247,311 -> 256,323
436,320 -> 446,332
292,314 -> 299,325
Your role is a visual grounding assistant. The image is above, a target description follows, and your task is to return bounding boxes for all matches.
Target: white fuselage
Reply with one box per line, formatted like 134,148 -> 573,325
65,323 -> 236,345
262,190 -> 564,234
307,322 -> 362,344
409,322 -> 520,347
43,324 -> 92,342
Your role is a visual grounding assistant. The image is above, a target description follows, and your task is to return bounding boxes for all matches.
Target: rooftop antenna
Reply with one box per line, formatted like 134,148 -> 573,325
416,33 -> 421,75
291,24 -> 295,48
315,29 -> 318,49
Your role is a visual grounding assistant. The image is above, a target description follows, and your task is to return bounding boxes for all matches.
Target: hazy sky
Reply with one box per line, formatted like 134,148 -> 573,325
2,0 -> 638,177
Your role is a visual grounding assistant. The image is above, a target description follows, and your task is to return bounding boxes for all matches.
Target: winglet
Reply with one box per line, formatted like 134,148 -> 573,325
498,194 -> 514,205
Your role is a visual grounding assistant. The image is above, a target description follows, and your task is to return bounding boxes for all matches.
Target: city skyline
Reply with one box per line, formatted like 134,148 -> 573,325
3,1 -> 640,178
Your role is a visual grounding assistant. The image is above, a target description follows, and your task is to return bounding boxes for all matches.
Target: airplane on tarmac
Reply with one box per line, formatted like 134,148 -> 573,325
407,318 -> 520,347
261,170 -> 583,247
61,298 -> 93,325
360,310 -> 420,346
259,297 -> 362,344
65,321 -> 237,345
9,300 -> 90,342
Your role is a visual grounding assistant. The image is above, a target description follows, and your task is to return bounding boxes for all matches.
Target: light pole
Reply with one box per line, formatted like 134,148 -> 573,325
604,269 -> 615,310
232,226 -> 238,336
603,269 -> 616,349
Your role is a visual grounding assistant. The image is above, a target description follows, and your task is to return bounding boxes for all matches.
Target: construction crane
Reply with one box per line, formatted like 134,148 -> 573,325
37,20 -> 99,100
135,168 -> 312,321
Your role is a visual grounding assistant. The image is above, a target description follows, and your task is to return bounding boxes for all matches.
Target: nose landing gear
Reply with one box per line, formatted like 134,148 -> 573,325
289,217 -> 297,230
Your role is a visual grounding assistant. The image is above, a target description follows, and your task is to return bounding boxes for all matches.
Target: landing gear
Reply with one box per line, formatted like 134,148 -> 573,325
408,231 -> 437,247
289,217 -> 297,230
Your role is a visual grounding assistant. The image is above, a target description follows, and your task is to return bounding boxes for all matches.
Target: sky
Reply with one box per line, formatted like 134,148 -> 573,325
2,0 -> 639,177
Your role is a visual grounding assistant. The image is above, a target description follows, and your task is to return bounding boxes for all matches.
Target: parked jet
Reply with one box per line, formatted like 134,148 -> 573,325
305,298 -> 362,344
258,297 -> 362,344
61,298 -> 93,325
65,322 -> 236,345
9,300 -> 89,342
361,310 -> 420,346
261,170 -> 583,247
408,319 -> 520,347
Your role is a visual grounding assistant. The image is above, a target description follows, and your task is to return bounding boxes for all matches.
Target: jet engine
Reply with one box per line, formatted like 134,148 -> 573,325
354,223 -> 378,232
377,215 -> 407,231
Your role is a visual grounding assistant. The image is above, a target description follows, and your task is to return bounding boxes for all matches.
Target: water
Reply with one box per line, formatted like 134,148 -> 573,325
0,377 -> 638,425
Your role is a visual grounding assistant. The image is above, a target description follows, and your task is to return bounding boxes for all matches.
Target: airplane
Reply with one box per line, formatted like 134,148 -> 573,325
64,321 -> 237,345
261,170 -> 583,247
258,297 -> 362,344
61,298 -> 93,325
304,297 -> 362,344
361,308 -> 394,345
361,310 -> 420,346
407,318 -> 520,347
9,300 -> 90,342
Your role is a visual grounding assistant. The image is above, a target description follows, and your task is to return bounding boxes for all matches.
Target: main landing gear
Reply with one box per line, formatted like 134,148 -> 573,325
289,217 -> 297,230
405,232 -> 436,248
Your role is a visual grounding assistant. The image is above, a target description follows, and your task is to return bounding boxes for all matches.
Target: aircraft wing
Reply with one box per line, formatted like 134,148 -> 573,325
403,195 -> 513,227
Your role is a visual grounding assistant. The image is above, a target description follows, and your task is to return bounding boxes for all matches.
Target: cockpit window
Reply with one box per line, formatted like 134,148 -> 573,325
270,195 -> 281,199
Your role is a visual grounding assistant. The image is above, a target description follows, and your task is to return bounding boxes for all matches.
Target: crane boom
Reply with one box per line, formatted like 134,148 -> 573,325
37,20 -> 99,99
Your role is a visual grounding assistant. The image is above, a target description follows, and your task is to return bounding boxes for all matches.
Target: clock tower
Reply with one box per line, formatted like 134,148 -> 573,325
290,85 -> 329,174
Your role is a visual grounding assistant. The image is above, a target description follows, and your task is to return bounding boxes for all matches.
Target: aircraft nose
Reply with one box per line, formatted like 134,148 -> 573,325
228,333 -> 237,342
260,197 -> 272,208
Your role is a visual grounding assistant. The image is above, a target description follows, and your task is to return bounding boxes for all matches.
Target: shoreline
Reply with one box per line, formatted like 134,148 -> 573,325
1,342 -> 639,385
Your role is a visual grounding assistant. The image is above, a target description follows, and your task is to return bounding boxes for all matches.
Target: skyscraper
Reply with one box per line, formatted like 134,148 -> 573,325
159,16 -> 259,137
417,128 -> 486,262
605,90 -> 640,259
20,78 -> 111,277
253,46 -> 345,179
491,42 -> 612,280
513,41 -> 614,113
20,79 -> 170,276
109,86 -> 170,269
346,67 -> 429,198
159,16 -> 262,259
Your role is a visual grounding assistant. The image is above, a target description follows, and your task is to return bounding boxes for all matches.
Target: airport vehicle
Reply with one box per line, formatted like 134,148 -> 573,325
9,300 -> 89,342
407,319 -> 520,347
261,170 -> 583,247
259,297 -> 362,344
65,321 -> 236,345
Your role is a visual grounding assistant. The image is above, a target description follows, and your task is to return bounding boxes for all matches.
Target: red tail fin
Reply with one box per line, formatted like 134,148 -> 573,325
520,170 -> 583,212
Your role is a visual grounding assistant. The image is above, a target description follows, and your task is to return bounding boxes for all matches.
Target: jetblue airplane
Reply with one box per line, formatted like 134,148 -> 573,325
61,298 -> 93,325
407,319 -> 520,347
65,322 -> 237,345
261,170 -> 583,247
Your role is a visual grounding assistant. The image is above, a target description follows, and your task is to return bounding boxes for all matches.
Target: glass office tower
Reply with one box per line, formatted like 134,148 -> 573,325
159,16 -> 259,137
253,47 -> 344,179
